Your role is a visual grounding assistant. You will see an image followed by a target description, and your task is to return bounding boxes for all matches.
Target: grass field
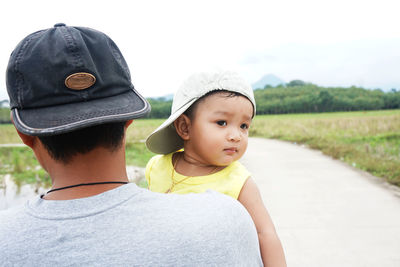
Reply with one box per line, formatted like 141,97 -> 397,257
1,110 -> 399,187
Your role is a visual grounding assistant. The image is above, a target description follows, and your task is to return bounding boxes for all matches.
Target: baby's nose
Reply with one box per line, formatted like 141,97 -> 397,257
228,128 -> 241,142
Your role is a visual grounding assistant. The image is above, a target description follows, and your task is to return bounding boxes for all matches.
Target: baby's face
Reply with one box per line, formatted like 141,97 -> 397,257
186,92 -> 253,166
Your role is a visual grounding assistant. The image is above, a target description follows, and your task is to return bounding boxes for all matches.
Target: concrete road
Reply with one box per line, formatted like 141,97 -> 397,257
241,137 -> 400,267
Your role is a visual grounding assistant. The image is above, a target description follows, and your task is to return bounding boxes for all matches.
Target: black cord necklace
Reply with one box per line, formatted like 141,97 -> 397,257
45,181 -> 128,195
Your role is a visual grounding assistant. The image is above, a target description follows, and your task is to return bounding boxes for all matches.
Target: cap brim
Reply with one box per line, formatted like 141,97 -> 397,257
146,98 -> 197,154
12,88 -> 150,136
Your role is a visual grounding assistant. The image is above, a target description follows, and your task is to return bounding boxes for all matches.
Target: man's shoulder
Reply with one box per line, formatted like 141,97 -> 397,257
128,190 -> 262,265
141,189 -> 253,224
0,205 -> 25,224
0,205 -> 28,246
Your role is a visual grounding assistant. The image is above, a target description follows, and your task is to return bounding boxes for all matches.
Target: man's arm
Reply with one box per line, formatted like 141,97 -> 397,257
238,178 -> 287,267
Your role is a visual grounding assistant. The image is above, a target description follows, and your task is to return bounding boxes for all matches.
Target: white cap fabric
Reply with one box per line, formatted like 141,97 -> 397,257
146,71 -> 256,154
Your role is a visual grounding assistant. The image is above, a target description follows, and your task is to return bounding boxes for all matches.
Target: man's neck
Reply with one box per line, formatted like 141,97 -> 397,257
43,147 -> 129,200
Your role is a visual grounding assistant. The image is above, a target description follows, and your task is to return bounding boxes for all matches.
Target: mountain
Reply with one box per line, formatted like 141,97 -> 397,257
252,74 -> 286,89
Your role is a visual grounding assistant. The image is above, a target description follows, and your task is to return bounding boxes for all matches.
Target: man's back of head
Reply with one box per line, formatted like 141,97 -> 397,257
5,23 -> 152,200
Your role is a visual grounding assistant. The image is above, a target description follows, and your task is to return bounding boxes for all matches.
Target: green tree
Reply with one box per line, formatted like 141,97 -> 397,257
318,90 -> 333,111
287,80 -> 306,87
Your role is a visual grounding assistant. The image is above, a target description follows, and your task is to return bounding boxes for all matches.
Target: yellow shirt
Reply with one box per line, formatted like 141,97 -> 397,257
145,153 -> 250,199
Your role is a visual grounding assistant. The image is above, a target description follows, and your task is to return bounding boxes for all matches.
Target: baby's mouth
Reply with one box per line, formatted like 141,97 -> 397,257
224,147 -> 238,154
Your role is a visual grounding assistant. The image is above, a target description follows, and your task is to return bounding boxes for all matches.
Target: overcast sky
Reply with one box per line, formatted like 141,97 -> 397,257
1,0 -> 399,101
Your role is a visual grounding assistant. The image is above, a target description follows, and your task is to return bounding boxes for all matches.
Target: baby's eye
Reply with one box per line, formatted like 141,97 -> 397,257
240,123 -> 249,130
217,120 -> 227,126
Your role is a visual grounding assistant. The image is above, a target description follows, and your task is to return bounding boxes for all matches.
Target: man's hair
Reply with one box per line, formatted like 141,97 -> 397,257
39,122 -> 126,163
184,90 -> 246,119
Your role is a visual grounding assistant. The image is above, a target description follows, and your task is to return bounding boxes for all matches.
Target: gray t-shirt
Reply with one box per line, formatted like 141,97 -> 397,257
0,184 -> 262,266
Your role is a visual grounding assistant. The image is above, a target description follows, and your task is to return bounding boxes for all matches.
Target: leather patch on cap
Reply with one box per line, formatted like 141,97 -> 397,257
65,73 -> 96,90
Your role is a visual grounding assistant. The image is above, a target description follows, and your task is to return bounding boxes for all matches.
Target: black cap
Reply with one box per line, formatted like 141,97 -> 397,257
6,23 -> 150,136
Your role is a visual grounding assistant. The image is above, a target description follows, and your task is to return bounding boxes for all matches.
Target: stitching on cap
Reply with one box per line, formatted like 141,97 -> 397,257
110,41 -> 131,79
44,106 -> 133,125
14,37 -> 32,106
61,27 -> 83,68
13,31 -> 42,107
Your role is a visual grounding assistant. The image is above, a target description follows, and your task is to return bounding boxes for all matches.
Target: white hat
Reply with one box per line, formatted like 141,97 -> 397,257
146,71 -> 256,154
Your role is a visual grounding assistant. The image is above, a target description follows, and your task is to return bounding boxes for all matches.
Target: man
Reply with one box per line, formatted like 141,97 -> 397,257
0,24 -> 262,266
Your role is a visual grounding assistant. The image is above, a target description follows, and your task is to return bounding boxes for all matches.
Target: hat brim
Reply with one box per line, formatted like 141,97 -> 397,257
146,98 -> 197,154
12,88 -> 150,136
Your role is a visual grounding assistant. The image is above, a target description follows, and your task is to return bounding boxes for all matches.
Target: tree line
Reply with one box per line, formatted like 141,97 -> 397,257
146,82 -> 400,118
255,82 -> 400,114
1,81 -> 400,122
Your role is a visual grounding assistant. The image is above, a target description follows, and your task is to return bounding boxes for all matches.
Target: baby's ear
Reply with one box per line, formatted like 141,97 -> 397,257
174,114 -> 191,141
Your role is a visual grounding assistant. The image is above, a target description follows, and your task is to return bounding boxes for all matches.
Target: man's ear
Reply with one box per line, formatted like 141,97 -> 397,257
125,120 -> 134,129
174,114 -> 191,141
15,129 -> 36,148
11,113 -> 36,148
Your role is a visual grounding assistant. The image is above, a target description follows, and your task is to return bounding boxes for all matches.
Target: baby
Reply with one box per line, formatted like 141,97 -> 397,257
146,71 -> 286,266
